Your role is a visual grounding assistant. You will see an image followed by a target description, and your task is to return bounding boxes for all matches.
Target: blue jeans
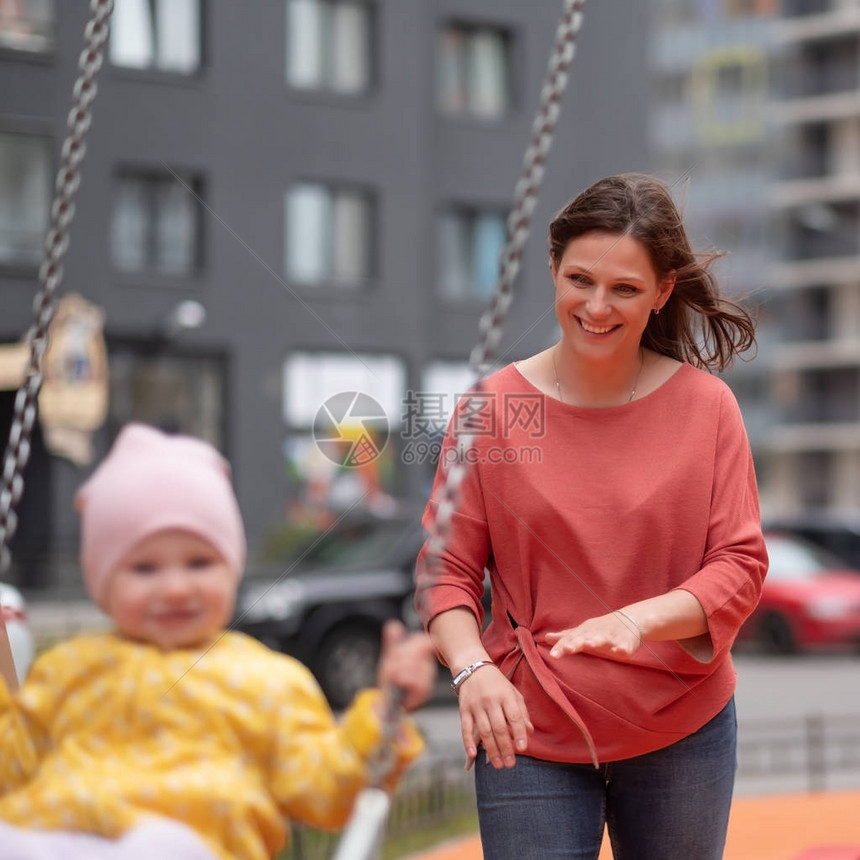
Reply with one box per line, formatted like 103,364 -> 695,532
475,699 -> 737,860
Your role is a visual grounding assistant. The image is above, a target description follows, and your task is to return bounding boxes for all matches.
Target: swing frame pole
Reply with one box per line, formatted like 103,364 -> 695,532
0,0 -> 114,693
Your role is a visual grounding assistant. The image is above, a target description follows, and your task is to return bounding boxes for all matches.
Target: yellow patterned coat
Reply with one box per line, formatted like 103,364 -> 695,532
0,631 -> 423,860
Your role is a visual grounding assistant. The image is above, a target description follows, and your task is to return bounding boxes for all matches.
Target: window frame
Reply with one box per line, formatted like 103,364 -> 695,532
284,179 -> 378,293
0,0 -> 56,57
104,335 -> 229,452
285,0 -> 377,100
436,202 -> 510,305
436,18 -> 517,124
0,124 -> 53,275
110,167 -> 206,282
108,0 -> 206,81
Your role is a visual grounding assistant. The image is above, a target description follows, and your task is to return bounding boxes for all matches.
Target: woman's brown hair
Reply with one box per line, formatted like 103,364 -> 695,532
548,173 -> 756,372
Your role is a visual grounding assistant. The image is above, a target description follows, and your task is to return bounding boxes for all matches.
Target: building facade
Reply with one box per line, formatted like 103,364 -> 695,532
0,0 -> 649,591
767,0 -> 860,513
649,0 -> 778,505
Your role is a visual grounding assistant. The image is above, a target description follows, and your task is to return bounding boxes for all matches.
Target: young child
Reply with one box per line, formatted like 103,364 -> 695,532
0,423 -> 436,860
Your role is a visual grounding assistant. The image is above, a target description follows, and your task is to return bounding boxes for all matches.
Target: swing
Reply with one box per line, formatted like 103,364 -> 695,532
0,1 -> 589,857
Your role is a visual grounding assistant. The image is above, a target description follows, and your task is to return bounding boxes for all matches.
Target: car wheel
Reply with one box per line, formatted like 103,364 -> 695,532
313,621 -> 382,710
758,612 -> 797,655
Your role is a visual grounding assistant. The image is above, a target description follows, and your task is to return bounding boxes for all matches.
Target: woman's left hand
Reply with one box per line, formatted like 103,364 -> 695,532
545,611 -> 642,660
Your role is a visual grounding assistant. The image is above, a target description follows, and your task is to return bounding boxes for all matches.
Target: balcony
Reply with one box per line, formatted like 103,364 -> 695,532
771,174 -> 860,206
775,366 -> 860,429
775,3 -> 860,42
779,124 -> 830,180
769,288 -> 832,342
769,254 -> 860,288
776,36 -> 860,100
779,203 -> 860,261
771,91 -> 860,126
773,339 -> 860,370
768,422 -> 860,452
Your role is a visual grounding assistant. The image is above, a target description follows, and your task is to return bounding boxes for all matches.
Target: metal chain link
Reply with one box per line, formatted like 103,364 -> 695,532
366,686 -> 404,788
368,0 -> 589,799
0,0 -> 114,579
344,4 -> 589,849
422,0 -> 588,607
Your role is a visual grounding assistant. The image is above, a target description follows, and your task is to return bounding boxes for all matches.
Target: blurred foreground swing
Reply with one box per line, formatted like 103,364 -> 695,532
0,2 -> 589,858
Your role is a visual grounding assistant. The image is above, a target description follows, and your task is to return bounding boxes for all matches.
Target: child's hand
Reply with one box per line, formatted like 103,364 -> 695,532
376,620 -> 436,713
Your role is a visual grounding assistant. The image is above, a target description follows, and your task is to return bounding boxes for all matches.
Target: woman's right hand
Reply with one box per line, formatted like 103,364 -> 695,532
457,664 -> 533,770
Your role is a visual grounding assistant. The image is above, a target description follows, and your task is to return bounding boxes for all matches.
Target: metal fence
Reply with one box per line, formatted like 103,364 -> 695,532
283,753 -> 476,860
737,713 -> 860,792
281,714 -> 860,859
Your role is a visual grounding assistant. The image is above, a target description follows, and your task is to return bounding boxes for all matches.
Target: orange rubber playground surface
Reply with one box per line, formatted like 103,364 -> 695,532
410,791 -> 860,860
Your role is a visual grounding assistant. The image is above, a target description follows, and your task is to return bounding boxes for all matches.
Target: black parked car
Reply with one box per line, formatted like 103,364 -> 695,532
233,513 -> 427,709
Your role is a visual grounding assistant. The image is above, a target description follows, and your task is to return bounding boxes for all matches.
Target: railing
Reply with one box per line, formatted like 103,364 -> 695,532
282,753 -> 476,860
280,715 -> 860,858
737,713 -> 860,792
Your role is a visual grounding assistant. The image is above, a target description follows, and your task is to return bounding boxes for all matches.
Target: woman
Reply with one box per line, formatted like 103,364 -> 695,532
415,173 -> 768,859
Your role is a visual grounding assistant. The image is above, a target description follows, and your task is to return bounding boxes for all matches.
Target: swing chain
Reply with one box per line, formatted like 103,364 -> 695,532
366,686 -> 404,789
0,0 -> 114,579
342,4 -> 589,857
423,0 -> 588,596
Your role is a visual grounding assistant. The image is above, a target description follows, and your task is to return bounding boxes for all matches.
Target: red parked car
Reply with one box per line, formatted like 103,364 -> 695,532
737,531 -> 860,654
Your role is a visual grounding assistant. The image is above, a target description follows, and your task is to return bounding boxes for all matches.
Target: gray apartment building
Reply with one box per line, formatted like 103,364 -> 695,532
767,0 -> 860,513
648,0 -> 776,500
0,0 -> 649,591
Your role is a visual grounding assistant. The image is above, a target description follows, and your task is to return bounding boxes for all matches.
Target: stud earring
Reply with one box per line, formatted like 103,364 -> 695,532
654,307 -> 660,315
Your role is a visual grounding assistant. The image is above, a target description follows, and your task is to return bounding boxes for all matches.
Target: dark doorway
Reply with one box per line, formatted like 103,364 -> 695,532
0,391 -> 53,590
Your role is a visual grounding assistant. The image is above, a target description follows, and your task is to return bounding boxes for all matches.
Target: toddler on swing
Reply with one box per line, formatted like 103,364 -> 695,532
0,423 -> 436,860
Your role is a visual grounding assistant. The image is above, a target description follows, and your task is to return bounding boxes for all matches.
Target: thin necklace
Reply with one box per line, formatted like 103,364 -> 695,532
552,345 -> 645,405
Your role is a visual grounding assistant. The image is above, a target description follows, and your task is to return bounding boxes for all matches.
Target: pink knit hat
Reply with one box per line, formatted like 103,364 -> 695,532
75,423 -> 246,608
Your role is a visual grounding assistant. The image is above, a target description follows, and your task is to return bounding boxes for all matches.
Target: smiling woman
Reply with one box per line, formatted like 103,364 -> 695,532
415,173 -> 768,860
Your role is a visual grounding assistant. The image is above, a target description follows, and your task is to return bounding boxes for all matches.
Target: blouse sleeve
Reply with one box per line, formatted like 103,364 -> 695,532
675,386 -> 768,662
414,401 -> 493,634
268,661 -> 423,831
0,650 -> 59,794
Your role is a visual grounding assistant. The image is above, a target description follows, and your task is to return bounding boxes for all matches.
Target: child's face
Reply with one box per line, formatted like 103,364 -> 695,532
104,529 -> 237,650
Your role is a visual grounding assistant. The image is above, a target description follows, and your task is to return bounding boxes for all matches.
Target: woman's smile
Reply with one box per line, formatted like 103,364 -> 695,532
576,318 -> 620,335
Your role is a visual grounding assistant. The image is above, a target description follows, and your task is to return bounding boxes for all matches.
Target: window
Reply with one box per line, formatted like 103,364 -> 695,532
110,0 -> 201,74
111,171 -> 203,275
286,0 -> 372,94
108,347 -> 225,448
0,0 -> 53,51
282,352 -> 405,517
437,24 -> 511,120
285,182 -> 374,287
0,132 -> 51,268
692,48 -> 767,144
438,207 -> 507,300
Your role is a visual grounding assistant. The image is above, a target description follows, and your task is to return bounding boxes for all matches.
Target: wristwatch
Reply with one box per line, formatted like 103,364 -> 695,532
450,660 -> 494,695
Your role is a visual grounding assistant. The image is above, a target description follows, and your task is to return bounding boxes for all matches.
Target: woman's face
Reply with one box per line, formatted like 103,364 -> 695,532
552,231 -> 674,361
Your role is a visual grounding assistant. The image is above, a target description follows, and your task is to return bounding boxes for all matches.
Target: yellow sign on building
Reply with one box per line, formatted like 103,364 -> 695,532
0,294 -> 108,466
